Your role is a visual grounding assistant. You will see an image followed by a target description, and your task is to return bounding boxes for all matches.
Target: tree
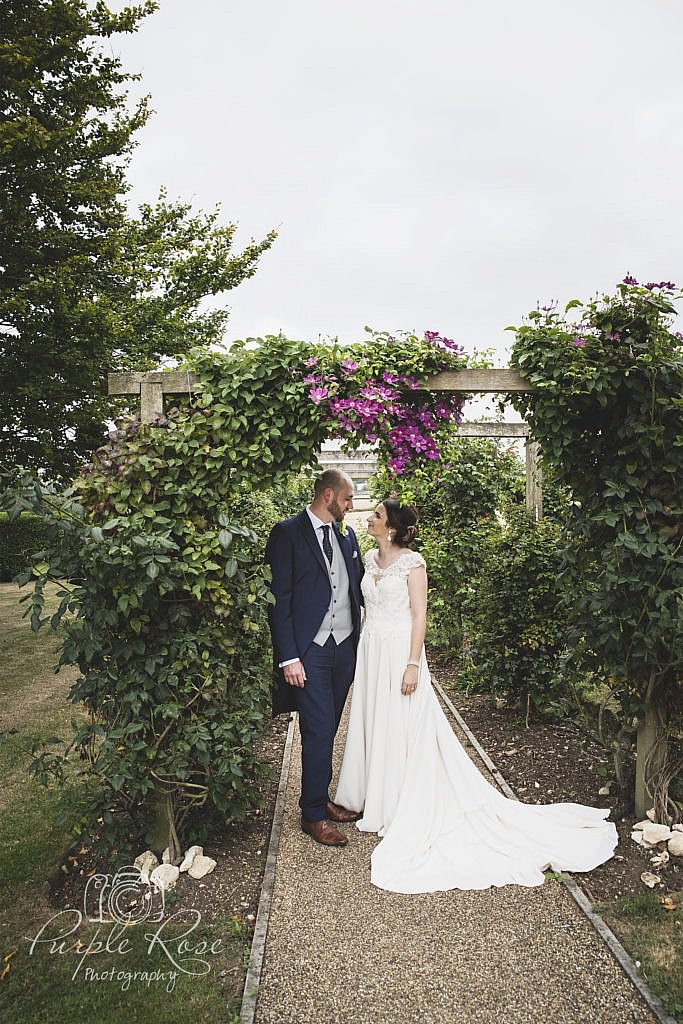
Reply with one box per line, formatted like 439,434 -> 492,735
0,0 -> 275,479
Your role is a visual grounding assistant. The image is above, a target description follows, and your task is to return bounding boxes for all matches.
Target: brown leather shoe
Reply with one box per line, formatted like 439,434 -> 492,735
326,800 -> 362,823
301,817 -> 348,847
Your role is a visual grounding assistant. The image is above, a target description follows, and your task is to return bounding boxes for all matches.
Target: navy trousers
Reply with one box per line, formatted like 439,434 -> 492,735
294,633 -> 356,822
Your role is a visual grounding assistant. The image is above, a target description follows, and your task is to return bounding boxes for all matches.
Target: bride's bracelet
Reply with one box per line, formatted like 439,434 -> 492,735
406,660 -> 420,668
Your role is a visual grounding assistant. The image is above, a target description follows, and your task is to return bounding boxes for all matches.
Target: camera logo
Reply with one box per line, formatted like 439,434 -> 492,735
83,867 -> 166,924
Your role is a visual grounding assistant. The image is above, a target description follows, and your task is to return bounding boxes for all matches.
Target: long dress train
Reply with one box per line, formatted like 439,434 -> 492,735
334,549 -> 618,895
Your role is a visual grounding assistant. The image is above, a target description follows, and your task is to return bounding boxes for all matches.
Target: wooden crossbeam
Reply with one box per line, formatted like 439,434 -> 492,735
107,367 -> 534,400
107,367 -> 542,516
455,422 -> 529,437
107,371 -> 197,395
428,368 -> 532,392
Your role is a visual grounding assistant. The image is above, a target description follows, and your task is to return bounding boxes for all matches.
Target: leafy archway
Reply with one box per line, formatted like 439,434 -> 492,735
7,331 -> 469,860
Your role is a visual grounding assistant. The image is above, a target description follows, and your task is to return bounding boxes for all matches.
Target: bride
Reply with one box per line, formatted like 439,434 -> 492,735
334,498 -> 619,895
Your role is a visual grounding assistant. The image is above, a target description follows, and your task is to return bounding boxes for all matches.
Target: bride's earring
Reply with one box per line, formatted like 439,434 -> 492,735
387,531 -> 393,542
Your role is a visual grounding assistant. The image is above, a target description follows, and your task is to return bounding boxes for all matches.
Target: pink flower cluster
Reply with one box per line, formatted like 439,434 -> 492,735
424,330 -> 465,354
307,373 -> 463,475
302,330 -> 467,475
622,275 -> 677,290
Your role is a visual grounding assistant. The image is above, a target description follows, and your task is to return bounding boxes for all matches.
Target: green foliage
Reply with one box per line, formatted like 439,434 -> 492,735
2,333 -> 468,853
461,512 -> 570,717
0,1 -> 275,479
509,280 -> 683,814
268,466 -> 322,519
6,463 -> 280,854
0,512 -> 47,581
373,435 -> 525,646
509,281 -> 683,721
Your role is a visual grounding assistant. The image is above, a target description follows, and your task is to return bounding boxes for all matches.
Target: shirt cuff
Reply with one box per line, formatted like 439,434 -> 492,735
278,657 -> 301,668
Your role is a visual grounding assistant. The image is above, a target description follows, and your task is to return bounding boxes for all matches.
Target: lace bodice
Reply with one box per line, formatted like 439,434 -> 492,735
361,549 -> 426,635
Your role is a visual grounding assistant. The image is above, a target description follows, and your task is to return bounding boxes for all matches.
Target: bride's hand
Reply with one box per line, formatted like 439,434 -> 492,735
401,664 -> 418,696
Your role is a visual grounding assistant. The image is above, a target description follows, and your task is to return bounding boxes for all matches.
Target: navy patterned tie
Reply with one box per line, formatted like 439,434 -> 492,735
321,524 -> 333,565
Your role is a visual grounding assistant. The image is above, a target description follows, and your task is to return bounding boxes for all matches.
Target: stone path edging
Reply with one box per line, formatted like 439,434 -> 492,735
239,713 -> 295,1024
432,677 -> 678,1024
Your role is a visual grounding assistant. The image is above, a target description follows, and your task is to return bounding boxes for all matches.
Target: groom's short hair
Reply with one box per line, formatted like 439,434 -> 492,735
314,468 -> 348,496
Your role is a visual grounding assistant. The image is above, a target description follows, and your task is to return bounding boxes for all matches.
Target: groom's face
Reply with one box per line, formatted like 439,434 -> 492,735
328,481 -> 354,522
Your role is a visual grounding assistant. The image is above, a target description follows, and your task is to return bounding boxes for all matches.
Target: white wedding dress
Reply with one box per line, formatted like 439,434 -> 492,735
334,549 -> 619,894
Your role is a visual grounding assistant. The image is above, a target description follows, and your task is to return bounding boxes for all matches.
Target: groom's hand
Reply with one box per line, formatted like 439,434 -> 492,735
283,660 -> 306,688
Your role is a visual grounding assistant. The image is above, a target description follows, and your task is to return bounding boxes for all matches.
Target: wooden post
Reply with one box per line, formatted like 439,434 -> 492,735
525,440 -> 543,520
140,382 -> 164,424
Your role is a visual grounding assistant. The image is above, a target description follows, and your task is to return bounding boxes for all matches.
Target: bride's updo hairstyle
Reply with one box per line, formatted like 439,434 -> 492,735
382,498 -> 418,548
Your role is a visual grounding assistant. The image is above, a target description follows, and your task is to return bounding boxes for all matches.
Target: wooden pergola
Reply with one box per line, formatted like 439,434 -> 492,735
107,366 -> 668,817
108,366 -> 542,517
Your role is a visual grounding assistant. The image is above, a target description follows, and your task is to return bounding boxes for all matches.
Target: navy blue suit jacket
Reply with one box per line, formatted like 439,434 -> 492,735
265,510 -> 364,716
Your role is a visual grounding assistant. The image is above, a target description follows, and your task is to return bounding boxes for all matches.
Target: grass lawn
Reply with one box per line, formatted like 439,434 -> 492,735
0,583 -> 249,1024
595,891 -> 683,1021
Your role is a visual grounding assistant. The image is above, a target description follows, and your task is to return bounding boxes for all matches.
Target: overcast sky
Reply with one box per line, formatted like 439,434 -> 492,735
112,0 -> 683,366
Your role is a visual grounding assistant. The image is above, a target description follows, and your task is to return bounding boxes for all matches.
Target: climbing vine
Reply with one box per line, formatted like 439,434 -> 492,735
508,278 -> 683,819
4,330 -> 470,860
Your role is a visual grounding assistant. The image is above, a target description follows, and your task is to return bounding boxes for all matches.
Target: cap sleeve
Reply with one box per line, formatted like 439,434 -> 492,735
401,551 -> 426,574
364,549 -> 377,571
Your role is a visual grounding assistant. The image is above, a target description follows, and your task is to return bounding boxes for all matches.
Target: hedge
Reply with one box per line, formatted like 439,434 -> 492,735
0,512 -> 47,582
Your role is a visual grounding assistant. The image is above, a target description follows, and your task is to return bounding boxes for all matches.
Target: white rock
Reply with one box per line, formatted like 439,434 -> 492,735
598,785 -> 611,796
134,850 -> 159,883
188,855 -> 217,879
631,831 -> 645,846
632,820 -> 649,831
668,832 -> 683,857
673,823 -> 683,833
640,871 -> 661,888
179,845 -> 204,873
641,823 -> 673,846
150,863 -> 180,892
646,807 -> 657,821
161,847 -> 171,864
650,850 -> 670,868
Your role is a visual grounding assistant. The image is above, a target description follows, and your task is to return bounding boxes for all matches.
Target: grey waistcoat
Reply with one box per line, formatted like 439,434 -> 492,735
313,526 -> 353,646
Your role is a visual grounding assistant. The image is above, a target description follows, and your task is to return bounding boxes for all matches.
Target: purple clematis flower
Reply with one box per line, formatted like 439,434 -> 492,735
574,337 -> 587,347
309,386 -> 329,405
622,275 -> 639,286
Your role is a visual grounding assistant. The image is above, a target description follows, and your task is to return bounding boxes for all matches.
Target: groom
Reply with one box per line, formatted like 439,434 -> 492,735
265,469 -> 364,847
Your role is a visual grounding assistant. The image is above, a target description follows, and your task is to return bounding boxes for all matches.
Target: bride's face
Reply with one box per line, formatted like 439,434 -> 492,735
367,503 -> 388,538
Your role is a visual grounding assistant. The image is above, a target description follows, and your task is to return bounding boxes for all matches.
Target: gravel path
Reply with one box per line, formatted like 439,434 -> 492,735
254,684 -> 659,1024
